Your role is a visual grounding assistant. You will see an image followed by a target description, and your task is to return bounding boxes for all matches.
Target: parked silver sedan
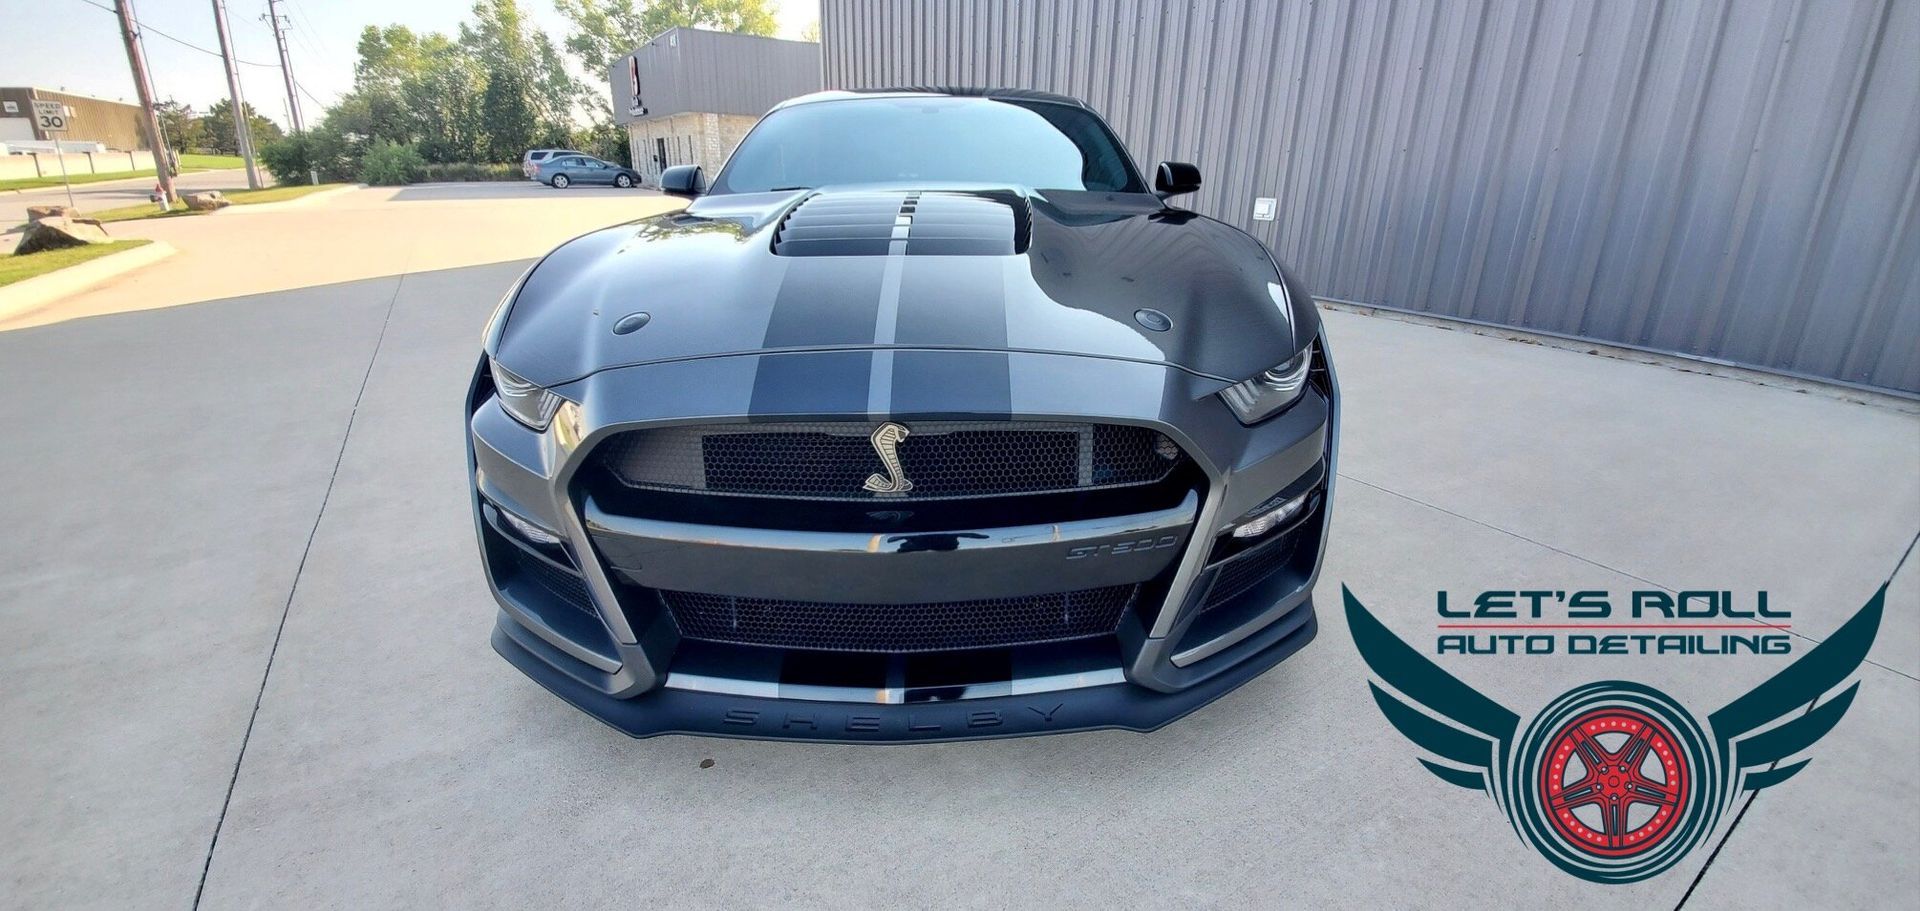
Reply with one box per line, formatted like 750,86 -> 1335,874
535,154 -> 642,189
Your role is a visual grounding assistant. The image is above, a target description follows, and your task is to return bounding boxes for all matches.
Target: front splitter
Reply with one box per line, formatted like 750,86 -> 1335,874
492,606 -> 1318,742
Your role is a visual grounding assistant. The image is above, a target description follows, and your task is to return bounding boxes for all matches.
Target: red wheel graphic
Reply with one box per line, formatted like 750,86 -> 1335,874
1538,706 -> 1691,858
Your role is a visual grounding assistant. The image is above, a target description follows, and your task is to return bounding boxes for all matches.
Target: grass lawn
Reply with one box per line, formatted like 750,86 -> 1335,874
79,183 -> 350,223
178,153 -> 245,170
0,240 -> 152,288
0,154 -> 251,192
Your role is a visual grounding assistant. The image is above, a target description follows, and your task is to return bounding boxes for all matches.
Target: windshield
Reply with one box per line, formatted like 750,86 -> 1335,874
712,96 -> 1146,194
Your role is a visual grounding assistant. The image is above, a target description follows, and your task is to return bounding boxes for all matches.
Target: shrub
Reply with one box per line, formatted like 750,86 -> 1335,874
258,130 -> 361,184
256,135 -> 313,185
358,140 -> 427,186
420,162 -> 521,182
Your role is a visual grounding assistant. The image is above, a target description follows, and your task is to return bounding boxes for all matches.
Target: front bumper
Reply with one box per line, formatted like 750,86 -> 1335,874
470,342 -> 1337,741
494,603 -> 1316,741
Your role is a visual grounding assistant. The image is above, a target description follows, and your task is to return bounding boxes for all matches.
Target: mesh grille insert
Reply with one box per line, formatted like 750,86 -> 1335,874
507,546 -> 596,619
659,584 -> 1138,652
1200,533 -> 1299,613
600,421 -> 1184,501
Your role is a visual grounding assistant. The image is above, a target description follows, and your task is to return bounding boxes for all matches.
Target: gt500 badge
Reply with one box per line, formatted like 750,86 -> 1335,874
1065,535 -> 1180,559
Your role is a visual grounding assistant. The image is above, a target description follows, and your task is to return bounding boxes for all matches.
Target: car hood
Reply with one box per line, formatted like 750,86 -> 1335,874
493,185 -> 1318,389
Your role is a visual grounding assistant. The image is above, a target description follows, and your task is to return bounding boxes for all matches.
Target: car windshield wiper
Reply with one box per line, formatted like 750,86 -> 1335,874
769,186 -> 812,192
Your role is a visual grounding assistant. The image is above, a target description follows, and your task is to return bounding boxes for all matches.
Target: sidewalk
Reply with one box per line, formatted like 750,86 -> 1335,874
0,183 -> 682,331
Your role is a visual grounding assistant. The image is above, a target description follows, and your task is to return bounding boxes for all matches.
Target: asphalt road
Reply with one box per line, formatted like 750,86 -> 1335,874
0,185 -> 1913,909
0,168 -> 261,225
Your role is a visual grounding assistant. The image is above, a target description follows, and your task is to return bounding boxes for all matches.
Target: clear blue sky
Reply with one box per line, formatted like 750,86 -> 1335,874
0,0 -> 817,129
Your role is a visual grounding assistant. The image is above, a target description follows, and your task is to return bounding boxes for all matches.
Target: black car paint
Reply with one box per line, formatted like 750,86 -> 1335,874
495,187 -> 1319,390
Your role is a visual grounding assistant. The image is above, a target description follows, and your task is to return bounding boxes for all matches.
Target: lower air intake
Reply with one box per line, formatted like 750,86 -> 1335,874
659,585 -> 1139,652
1200,534 -> 1299,613
505,546 -> 597,619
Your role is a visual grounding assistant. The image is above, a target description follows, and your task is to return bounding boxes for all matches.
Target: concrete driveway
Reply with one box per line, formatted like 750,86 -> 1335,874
0,185 -> 1914,909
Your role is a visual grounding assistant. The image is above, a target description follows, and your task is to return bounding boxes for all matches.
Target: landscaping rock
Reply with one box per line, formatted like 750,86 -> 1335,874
15,217 -> 111,255
25,205 -> 76,223
183,191 -> 230,211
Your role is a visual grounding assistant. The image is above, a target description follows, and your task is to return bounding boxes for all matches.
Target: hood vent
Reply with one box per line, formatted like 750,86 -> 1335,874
772,191 -> 1028,257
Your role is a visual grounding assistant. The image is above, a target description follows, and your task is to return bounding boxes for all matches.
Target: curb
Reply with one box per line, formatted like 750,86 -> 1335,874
0,240 -> 176,324
213,183 -> 362,214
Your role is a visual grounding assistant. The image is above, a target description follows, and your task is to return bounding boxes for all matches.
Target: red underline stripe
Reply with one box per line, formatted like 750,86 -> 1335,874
1436,624 -> 1792,630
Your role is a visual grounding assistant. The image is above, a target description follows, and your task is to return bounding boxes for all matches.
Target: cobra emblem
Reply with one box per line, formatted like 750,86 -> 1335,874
862,422 -> 913,494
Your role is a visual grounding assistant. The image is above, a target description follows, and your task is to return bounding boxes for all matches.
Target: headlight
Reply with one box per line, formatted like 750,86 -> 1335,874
490,358 -> 562,430
1219,343 -> 1313,424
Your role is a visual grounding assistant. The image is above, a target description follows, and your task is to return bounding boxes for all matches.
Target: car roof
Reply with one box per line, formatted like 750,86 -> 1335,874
769,87 -> 1090,113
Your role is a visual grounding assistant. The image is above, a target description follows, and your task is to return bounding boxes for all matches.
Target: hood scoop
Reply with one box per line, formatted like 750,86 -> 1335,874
771,191 -> 1029,257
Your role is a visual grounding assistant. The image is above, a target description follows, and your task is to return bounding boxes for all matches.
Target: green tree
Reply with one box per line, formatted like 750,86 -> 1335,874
199,100 -> 283,156
352,25 -> 429,145
407,33 -> 488,161
553,0 -> 775,75
265,0 -> 582,172
155,99 -> 207,153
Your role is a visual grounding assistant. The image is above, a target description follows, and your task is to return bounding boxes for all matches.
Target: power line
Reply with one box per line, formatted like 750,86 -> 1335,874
285,0 -> 333,58
282,7 -> 329,63
293,78 -> 331,110
72,0 -> 279,68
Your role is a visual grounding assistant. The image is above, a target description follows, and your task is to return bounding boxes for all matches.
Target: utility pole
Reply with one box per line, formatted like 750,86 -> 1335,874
113,0 -> 176,209
263,0 -> 312,183
210,0 -> 261,189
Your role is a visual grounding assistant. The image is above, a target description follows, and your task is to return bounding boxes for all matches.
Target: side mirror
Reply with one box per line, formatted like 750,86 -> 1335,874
1154,161 -> 1202,198
660,164 -> 706,198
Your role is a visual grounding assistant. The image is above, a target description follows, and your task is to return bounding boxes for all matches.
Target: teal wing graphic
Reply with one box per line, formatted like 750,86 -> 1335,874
1708,585 -> 1884,799
1345,585 -> 1520,800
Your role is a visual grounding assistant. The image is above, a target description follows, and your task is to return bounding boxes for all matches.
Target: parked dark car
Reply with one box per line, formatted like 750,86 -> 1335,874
469,88 -> 1336,741
536,154 -> 641,189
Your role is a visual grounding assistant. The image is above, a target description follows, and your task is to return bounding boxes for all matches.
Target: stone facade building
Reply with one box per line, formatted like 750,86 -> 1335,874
608,28 -> 820,186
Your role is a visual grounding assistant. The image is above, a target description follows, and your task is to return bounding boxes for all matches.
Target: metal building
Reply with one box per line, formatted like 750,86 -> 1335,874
820,0 -> 1920,394
609,28 -> 820,186
0,87 -> 147,150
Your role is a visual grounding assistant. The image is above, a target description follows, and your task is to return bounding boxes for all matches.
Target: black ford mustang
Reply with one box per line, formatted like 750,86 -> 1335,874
468,88 -> 1337,740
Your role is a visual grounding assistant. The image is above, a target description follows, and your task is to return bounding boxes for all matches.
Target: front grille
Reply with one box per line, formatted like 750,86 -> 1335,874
1200,533 -> 1299,613
600,421 -> 1184,501
658,584 -> 1138,652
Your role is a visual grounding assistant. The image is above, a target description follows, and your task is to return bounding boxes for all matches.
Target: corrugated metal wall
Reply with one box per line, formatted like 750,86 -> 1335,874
820,0 -> 1920,394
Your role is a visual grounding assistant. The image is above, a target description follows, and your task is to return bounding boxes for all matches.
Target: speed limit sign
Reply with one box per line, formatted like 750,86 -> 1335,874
32,100 -> 70,133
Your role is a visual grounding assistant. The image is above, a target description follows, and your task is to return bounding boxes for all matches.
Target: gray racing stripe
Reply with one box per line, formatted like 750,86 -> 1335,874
752,252 -> 887,417
887,254 -> 1015,418
751,349 -> 874,416
758,255 -> 888,349
865,194 -> 917,417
